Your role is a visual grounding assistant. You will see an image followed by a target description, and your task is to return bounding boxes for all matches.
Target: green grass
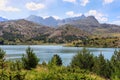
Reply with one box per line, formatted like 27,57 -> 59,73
0,65 -> 105,80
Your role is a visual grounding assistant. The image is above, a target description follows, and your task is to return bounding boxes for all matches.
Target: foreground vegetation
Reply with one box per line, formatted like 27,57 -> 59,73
0,47 -> 120,80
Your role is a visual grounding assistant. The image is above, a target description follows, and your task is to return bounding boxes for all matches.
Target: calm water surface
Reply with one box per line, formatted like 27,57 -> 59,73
0,45 -> 119,66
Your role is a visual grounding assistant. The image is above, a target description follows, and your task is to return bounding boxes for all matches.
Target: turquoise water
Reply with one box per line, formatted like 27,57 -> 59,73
0,45 -> 118,66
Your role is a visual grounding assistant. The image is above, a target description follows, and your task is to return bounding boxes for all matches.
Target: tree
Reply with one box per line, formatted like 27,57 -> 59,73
49,54 -> 62,66
22,47 -> 39,70
71,48 -> 94,71
110,50 -> 120,79
97,54 -> 107,77
93,53 -> 112,78
0,48 -> 6,69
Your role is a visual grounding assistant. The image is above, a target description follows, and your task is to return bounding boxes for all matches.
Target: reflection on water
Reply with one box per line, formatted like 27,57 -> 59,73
0,45 -> 118,66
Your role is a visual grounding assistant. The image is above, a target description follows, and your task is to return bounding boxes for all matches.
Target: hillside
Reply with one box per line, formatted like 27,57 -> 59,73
47,24 -> 89,43
0,19 -> 89,44
0,19 -> 54,44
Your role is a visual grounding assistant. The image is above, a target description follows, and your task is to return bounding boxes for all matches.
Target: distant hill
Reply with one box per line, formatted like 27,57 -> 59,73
0,19 -> 54,41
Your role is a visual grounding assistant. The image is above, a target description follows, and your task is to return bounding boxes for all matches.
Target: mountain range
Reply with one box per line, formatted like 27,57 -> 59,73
26,15 -> 120,35
26,15 -> 88,27
0,15 -> 120,44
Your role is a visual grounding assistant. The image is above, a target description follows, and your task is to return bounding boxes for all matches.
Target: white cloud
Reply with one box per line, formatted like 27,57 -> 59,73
43,15 -> 60,20
111,20 -> 120,25
43,16 -> 49,19
66,11 -> 74,16
85,10 -> 108,22
52,16 -> 60,20
103,0 -> 114,4
80,0 -> 89,6
26,2 -> 45,11
117,16 -> 120,19
66,11 -> 82,17
63,0 -> 76,3
0,0 -> 20,12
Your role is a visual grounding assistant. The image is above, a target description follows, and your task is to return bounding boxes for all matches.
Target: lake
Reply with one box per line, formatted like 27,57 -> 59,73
0,45 -> 119,66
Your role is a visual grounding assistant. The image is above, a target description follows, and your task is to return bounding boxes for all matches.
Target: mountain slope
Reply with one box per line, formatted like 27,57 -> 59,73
47,24 -> 89,43
26,15 -> 58,27
0,19 -> 54,40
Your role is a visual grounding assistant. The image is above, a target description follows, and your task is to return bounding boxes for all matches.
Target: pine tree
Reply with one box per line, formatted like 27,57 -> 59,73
97,54 -> 107,77
49,54 -> 62,66
0,48 -> 6,69
22,47 -> 39,70
110,50 -> 120,79
71,48 -> 94,71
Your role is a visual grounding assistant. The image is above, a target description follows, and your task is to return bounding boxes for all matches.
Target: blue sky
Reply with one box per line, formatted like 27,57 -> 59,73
0,0 -> 120,24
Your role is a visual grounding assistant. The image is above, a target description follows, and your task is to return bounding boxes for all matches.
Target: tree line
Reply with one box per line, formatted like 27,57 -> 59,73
71,48 -> 120,79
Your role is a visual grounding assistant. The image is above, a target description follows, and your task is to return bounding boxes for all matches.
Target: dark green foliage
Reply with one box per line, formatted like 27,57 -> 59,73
0,48 -> 6,69
110,50 -> 120,79
2,31 -> 24,41
71,48 -> 94,71
0,38 -> 4,45
0,48 -> 5,60
49,54 -> 62,66
93,54 -> 109,78
71,48 -> 115,79
42,61 -> 47,66
22,47 -> 39,70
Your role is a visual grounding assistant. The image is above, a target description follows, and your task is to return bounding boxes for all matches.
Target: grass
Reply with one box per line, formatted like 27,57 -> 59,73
20,65 -> 105,80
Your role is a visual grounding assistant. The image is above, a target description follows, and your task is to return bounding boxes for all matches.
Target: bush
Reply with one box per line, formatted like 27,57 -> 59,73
22,47 -> 39,70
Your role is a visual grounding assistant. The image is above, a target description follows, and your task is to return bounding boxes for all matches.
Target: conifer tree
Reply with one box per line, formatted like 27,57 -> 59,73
22,47 -> 39,70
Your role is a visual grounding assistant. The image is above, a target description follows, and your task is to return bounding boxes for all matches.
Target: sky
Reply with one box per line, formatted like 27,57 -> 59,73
0,0 -> 120,25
